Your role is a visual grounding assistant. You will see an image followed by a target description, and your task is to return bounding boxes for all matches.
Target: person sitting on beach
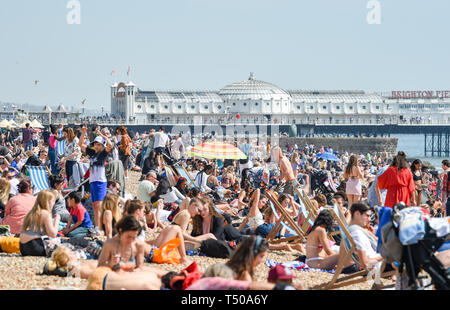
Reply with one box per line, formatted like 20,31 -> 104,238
122,200 -> 147,242
106,179 -> 126,208
100,193 -> 122,239
240,189 -> 304,252
143,208 -> 192,266
226,235 -> 269,282
278,194 -> 300,218
136,172 -> 157,203
191,196 -> 244,245
194,164 -> 214,193
171,198 -> 217,249
305,210 -> 339,270
1,179 -> 36,235
144,200 -> 165,232
97,215 -> 146,272
19,190 -> 60,256
343,202 -> 391,272
0,178 -> 11,219
61,192 -> 93,238
174,177 -> 189,197
48,175 -> 70,223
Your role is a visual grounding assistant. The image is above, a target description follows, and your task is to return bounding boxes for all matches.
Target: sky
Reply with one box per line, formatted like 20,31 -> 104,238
1,0 -> 450,112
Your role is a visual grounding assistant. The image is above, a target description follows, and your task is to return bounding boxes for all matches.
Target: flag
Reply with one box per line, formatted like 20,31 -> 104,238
111,69 -> 115,76
127,66 -> 130,77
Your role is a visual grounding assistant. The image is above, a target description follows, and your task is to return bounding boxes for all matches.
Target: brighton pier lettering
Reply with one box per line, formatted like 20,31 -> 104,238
391,90 -> 450,99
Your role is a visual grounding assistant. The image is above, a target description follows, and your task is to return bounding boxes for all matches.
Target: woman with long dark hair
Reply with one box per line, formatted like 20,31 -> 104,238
411,159 -> 423,206
226,235 -> 269,282
377,151 -> 416,207
305,210 -> 339,269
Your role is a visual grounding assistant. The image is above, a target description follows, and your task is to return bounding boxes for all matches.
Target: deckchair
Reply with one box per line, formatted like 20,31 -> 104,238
26,166 -> 50,192
295,188 -> 318,231
173,164 -> 199,189
56,134 -> 65,156
295,187 -> 338,242
265,190 -> 307,244
314,204 -> 395,290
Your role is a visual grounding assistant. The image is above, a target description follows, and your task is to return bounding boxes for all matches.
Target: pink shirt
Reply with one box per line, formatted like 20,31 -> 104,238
186,277 -> 249,290
1,193 -> 36,234
49,134 -> 57,149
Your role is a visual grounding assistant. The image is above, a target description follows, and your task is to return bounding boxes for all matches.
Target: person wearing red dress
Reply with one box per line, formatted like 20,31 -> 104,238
377,153 -> 416,208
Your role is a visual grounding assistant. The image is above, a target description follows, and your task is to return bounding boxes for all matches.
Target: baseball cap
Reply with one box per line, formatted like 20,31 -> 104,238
267,265 -> 295,282
93,136 -> 106,145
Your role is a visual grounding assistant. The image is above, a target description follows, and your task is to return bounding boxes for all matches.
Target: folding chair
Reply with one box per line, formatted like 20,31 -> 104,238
314,204 -> 395,290
295,187 -> 338,242
265,190 -> 307,245
26,166 -> 50,192
174,164 -> 199,190
56,136 -> 65,156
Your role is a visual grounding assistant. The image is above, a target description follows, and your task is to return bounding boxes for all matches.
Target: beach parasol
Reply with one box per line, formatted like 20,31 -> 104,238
187,141 -> 247,160
0,119 -> 10,128
20,120 -> 32,128
8,120 -> 18,128
315,152 -> 340,162
30,119 -> 44,129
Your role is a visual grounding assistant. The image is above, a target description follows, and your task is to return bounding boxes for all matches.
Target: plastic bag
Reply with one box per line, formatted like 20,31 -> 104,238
152,238 -> 181,265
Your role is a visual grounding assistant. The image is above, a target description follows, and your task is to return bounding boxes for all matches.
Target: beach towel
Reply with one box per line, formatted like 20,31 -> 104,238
265,259 -> 335,274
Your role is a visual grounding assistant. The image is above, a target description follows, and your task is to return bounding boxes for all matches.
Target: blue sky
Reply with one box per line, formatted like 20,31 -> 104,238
1,0 -> 450,111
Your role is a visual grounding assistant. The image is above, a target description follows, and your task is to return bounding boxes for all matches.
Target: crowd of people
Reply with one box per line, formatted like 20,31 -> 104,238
0,121 -> 449,290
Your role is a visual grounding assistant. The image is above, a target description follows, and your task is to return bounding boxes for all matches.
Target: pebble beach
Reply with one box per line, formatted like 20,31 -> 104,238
0,171 -> 395,290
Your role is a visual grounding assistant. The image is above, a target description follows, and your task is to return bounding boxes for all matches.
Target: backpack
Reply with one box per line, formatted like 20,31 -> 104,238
379,221 -> 403,264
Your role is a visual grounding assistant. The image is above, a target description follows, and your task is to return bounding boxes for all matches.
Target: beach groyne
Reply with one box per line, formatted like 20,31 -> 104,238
279,137 -> 398,155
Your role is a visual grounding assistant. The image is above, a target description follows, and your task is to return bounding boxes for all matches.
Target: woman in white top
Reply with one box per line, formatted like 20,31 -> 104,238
160,186 -> 185,205
59,127 -> 80,184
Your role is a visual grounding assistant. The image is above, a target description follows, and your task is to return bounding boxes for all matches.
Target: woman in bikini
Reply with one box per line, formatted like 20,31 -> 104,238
305,210 -> 339,270
411,159 -> 423,206
97,215 -> 146,272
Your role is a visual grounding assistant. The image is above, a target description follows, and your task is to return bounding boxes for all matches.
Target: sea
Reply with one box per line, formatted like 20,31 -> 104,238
392,134 -> 448,172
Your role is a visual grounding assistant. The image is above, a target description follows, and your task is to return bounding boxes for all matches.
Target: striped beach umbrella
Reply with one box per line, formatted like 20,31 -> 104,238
187,141 -> 247,160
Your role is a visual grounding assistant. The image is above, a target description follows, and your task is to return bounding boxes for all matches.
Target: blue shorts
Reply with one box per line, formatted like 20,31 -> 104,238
90,181 -> 107,202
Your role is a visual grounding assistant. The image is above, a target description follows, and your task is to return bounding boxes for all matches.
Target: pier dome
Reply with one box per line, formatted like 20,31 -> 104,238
218,73 -> 292,102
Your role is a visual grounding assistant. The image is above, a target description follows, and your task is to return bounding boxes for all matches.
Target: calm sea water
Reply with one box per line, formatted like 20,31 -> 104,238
392,134 -> 447,171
